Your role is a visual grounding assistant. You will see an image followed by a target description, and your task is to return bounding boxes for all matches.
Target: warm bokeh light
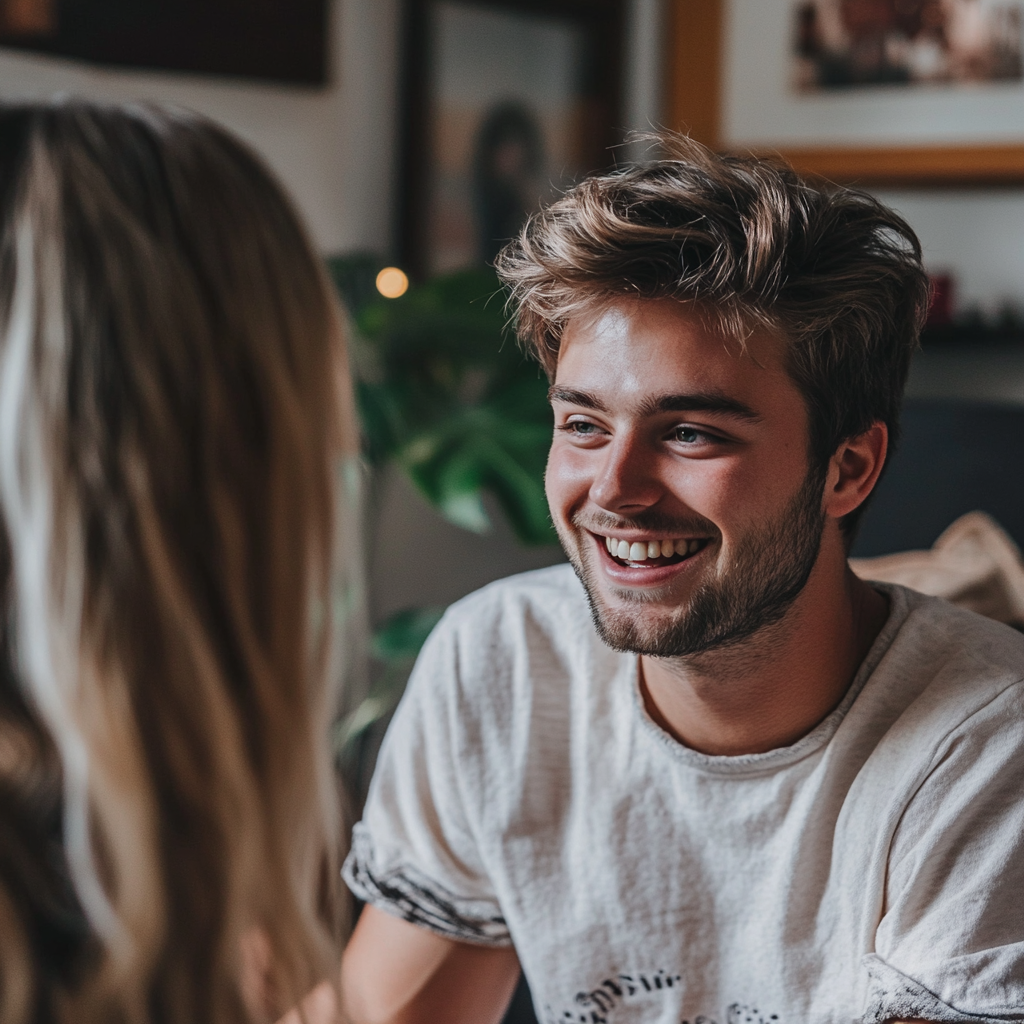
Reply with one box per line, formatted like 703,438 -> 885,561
376,266 -> 409,299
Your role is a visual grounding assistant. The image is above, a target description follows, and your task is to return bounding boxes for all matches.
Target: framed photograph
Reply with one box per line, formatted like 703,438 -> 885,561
398,0 -> 626,280
0,0 -> 328,84
667,0 -> 1024,185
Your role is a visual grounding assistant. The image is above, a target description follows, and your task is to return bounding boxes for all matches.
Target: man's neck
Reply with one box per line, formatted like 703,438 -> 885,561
639,537 -> 890,757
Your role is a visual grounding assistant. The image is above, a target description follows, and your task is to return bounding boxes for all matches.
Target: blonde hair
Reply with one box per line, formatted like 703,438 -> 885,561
0,101 -> 352,1023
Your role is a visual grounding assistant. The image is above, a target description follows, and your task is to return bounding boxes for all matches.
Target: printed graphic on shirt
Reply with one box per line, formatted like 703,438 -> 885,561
343,828 -> 510,944
542,972 -> 779,1024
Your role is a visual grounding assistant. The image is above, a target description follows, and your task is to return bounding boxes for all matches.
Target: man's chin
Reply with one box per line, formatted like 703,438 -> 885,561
590,604 -> 693,657
604,581 -> 686,606
574,571 -> 696,654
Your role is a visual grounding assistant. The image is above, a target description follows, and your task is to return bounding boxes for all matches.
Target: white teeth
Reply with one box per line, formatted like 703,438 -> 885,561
603,536 -> 707,562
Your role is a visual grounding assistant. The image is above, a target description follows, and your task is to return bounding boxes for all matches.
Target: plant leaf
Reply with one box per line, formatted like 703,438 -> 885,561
371,606 -> 446,661
331,260 -> 556,545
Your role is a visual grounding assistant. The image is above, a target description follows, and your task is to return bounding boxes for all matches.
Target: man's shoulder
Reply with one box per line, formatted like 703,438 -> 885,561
895,583 -> 1024,680
408,562 -> 608,698
401,563 -> 615,749
867,583 -> 1024,740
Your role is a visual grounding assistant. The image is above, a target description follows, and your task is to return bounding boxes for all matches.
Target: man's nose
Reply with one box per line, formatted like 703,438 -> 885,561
589,434 -> 664,514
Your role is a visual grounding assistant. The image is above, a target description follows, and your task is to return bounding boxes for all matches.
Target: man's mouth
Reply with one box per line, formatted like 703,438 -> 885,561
598,534 -> 711,568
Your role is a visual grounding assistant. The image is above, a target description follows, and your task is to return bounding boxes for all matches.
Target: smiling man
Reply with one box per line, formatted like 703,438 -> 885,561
339,140 -> 1024,1024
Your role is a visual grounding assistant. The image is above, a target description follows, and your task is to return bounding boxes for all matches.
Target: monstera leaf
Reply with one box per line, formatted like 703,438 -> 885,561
341,264 -> 555,545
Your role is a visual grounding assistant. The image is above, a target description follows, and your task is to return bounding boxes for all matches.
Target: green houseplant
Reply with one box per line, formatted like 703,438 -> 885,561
327,255 -> 555,776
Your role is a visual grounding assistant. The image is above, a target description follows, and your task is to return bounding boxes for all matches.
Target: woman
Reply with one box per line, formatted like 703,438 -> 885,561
0,101 -> 353,1024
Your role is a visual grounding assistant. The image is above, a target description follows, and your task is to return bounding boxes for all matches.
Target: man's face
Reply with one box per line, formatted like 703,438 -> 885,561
546,298 -> 827,658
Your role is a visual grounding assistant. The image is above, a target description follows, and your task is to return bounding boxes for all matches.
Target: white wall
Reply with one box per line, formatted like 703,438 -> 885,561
624,0 -> 666,156
0,0 -> 402,255
873,189 -> 1024,314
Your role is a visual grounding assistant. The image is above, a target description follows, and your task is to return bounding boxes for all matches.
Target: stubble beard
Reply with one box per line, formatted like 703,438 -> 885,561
562,469 -> 827,658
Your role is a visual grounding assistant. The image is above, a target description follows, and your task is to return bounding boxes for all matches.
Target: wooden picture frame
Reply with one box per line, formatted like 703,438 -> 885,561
398,0 -> 626,281
665,0 -> 1024,186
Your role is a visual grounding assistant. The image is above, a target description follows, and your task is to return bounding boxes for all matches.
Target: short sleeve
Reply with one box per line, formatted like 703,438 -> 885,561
342,611 -> 511,946
862,681 -> 1024,1023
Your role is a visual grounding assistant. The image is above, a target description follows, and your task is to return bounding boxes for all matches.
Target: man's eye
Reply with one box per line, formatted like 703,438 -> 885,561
675,426 -> 705,444
560,421 -> 600,435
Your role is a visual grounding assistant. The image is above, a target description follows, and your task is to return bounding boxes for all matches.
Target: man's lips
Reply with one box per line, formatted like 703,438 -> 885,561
588,530 -> 713,584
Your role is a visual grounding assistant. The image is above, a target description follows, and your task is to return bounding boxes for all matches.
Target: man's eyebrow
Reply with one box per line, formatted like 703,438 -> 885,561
641,392 -> 761,421
547,386 -> 608,411
549,385 -> 760,422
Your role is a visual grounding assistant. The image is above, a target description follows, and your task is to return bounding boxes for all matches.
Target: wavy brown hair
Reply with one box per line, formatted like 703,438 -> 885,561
495,134 -> 930,538
0,102 -> 353,1024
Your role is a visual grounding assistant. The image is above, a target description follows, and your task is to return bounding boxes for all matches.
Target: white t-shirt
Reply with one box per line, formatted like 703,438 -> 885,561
344,565 -> 1024,1024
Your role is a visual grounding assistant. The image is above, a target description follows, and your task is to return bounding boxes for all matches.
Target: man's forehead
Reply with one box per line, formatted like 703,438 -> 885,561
559,296 -> 783,357
555,298 -> 788,395
561,296 -> 681,343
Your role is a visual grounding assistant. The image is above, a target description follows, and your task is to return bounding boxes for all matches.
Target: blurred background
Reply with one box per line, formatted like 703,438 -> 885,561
1,2 -> 1021,1017
0,0 -> 1019,643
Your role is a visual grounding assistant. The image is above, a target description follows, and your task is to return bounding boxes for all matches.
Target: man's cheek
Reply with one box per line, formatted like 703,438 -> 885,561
544,447 -> 592,510
681,460 -> 772,520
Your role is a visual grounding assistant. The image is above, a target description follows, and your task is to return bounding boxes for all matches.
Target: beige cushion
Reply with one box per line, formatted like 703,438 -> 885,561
850,511 -> 1024,629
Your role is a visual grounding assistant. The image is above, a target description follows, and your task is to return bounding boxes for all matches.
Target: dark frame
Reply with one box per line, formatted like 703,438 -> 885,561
0,0 -> 329,85
397,0 -> 626,281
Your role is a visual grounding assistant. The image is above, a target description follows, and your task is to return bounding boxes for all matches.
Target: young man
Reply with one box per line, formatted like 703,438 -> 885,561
340,141 -> 1024,1024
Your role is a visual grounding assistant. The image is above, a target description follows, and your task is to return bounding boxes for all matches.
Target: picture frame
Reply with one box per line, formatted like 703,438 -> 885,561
397,0 -> 626,281
0,0 -> 328,85
666,0 -> 1024,185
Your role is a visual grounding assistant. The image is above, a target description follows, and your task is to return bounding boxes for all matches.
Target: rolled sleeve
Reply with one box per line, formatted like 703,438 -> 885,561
863,682 -> 1024,1022
342,612 -> 511,946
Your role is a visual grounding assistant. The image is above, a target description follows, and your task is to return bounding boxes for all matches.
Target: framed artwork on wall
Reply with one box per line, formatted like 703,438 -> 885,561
398,0 -> 626,281
666,0 -> 1024,185
0,0 -> 328,84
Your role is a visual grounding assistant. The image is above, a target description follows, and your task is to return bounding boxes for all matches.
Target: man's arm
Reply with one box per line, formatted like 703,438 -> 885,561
340,905 -> 521,1024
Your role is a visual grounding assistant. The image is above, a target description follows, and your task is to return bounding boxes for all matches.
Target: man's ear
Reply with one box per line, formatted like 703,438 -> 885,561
822,422 -> 888,521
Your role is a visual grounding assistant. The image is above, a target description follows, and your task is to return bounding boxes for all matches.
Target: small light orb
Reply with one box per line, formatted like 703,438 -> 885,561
375,266 -> 409,299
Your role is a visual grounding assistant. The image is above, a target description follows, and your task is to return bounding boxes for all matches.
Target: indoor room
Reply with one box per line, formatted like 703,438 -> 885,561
0,3 -> 1021,1024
